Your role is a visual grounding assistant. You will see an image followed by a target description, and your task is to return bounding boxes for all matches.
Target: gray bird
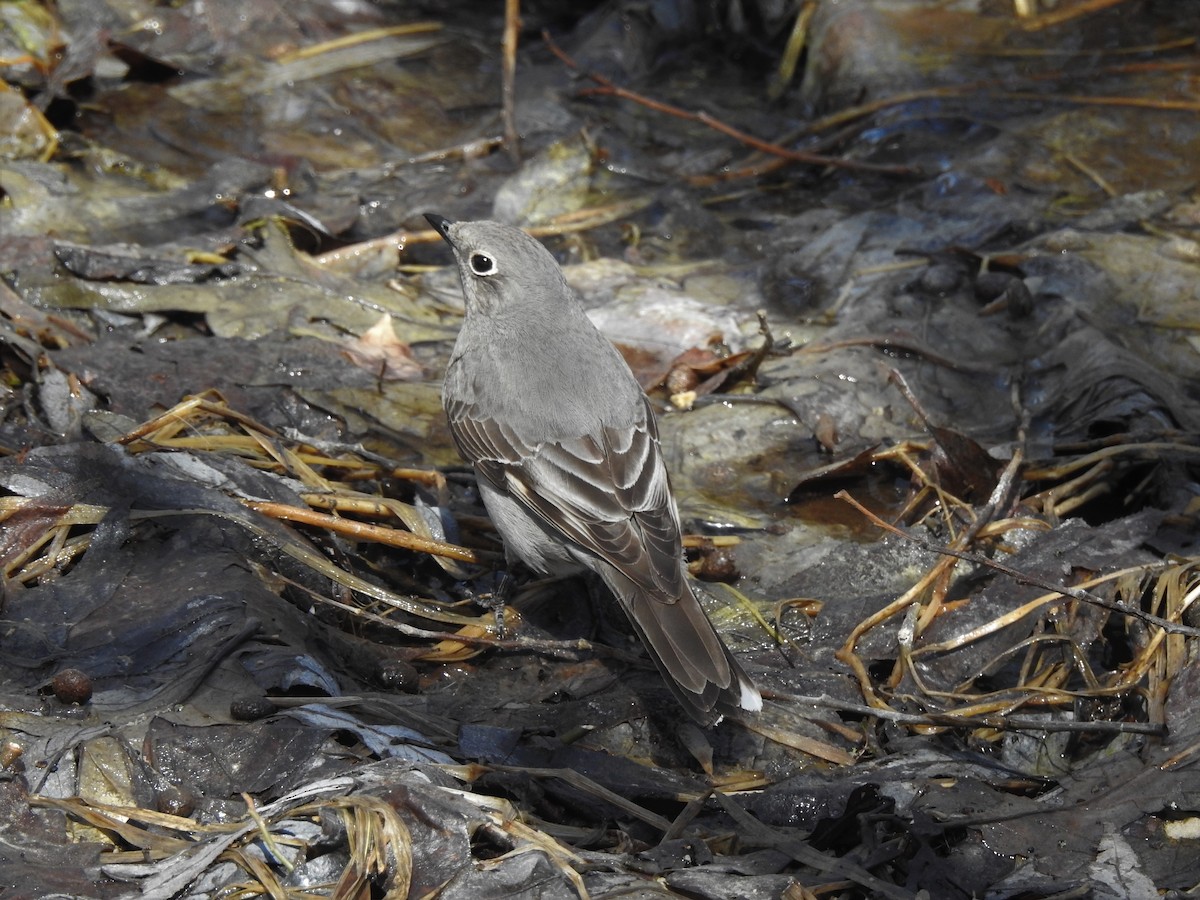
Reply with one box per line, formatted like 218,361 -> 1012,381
428,213 -> 761,724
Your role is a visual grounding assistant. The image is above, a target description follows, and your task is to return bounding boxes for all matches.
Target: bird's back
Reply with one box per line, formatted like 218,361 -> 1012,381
446,292 -> 645,446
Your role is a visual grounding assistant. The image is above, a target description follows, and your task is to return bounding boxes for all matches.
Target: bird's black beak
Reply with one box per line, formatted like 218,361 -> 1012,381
424,213 -> 454,245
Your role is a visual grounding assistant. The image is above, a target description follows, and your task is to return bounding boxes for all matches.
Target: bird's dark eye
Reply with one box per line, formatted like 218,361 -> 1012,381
469,253 -> 497,276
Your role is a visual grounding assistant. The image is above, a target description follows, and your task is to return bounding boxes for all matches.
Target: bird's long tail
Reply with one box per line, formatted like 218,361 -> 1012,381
602,567 -> 761,725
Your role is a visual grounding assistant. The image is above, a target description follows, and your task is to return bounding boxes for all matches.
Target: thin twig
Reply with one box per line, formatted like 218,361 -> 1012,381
780,692 -> 1166,736
541,29 -> 921,179
502,0 -> 521,161
1019,0 -> 1134,31
244,500 -> 478,563
795,58 -> 1200,138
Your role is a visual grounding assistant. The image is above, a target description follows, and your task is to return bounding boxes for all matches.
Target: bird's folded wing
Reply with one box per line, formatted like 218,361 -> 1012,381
447,397 -> 685,598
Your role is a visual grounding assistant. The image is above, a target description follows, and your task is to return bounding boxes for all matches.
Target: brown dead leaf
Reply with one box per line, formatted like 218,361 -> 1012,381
341,313 -> 425,381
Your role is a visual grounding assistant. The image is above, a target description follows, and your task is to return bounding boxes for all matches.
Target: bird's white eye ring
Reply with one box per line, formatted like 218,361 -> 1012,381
469,253 -> 497,276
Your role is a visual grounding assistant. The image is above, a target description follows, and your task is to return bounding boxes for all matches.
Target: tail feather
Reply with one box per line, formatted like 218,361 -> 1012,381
601,567 -> 762,725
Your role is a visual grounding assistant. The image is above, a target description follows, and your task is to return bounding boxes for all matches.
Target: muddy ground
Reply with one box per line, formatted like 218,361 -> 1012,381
2,1 -> 1200,897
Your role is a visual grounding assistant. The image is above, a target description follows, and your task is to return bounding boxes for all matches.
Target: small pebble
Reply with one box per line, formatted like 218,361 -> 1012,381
229,695 -> 276,721
974,271 -> 1016,303
377,659 -> 420,693
156,785 -> 196,817
694,546 -> 739,582
666,365 -> 700,395
918,263 -> 962,295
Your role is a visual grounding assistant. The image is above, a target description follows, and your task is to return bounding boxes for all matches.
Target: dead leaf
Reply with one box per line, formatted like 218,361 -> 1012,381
341,313 -> 425,381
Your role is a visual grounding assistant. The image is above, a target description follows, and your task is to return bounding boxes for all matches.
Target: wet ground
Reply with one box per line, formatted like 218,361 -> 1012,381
2,0 -> 1200,897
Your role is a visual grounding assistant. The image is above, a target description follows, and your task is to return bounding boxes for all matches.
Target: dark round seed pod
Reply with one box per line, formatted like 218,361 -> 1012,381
52,668 -> 93,705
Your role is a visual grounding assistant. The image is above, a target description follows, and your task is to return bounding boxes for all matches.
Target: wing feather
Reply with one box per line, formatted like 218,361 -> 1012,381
447,395 -> 684,597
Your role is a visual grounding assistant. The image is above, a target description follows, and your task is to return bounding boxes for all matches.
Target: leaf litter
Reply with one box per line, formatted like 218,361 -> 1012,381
2,0 -> 1200,897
